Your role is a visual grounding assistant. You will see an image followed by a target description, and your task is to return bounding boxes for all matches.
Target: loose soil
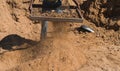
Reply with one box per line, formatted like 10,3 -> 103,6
0,0 -> 120,71
32,8 -> 79,18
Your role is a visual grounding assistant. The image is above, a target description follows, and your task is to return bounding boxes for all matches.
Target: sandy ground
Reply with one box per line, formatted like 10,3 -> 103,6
0,0 -> 120,71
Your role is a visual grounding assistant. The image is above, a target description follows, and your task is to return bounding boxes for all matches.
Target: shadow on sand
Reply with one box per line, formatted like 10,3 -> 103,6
0,34 -> 38,50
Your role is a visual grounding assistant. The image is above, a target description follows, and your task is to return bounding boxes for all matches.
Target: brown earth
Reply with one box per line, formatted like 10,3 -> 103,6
81,0 -> 120,30
33,8 -> 79,18
0,0 -> 120,71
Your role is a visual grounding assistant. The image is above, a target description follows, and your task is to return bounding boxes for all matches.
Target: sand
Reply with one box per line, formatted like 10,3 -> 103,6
0,0 -> 120,71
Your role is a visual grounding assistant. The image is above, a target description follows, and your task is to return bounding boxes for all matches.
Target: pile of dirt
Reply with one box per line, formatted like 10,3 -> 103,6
0,0 -> 86,71
6,36 -> 86,71
0,0 -> 41,40
81,0 -> 120,30
33,8 -> 79,18
0,34 -> 86,71
0,0 -> 120,71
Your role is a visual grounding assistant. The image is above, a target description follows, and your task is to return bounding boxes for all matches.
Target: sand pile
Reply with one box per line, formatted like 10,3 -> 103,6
0,0 -> 40,40
81,0 -> 120,30
0,0 -> 86,71
0,0 -> 120,71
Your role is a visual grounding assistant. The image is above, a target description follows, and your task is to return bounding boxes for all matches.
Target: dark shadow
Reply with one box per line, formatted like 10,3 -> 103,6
80,0 -> 120,31
105,23 -> 120,31
75,27 -> 86,33
0,34 -> 38,50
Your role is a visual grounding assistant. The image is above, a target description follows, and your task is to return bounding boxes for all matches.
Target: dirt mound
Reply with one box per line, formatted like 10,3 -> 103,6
6,35 -> 86,71
0,34 -> 86,71
0,0 -> 40,40
0,0 -> 120,71
81,0 -> 120,30
0,0 -> 86,71
80,0 -> 120,46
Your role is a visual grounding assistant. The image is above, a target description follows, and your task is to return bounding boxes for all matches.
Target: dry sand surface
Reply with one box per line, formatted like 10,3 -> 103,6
0,0 -> 120,71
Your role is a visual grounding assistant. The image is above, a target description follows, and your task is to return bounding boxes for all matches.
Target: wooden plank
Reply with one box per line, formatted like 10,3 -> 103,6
30,16 -> 83,23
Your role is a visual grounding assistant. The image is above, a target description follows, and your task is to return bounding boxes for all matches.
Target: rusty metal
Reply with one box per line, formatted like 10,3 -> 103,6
30,16 -> 83,22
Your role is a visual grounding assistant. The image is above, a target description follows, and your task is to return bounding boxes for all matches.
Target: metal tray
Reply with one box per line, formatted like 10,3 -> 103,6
29,0 -> 83,23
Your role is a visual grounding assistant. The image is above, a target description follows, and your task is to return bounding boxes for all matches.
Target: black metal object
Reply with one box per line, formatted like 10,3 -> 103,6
42,0 -> 62,9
